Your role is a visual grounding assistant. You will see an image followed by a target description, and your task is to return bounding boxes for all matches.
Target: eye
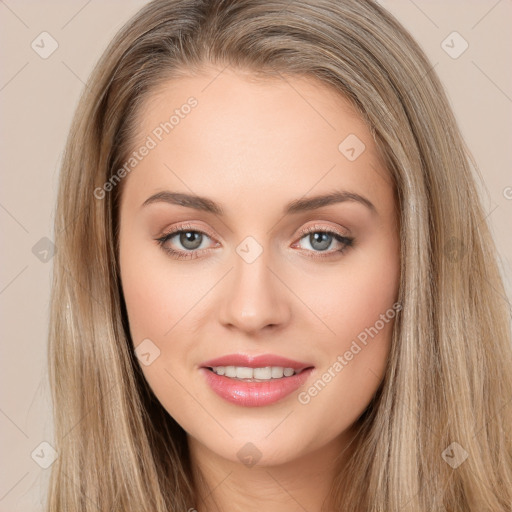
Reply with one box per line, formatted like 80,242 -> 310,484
292,225 -> 354,259
156,224 -> 218,260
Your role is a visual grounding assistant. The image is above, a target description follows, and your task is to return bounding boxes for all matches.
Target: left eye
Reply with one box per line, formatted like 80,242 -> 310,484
295,230 -> 353,253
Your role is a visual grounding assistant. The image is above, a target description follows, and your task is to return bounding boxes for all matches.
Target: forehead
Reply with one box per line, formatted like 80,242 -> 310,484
137,67 -> 369,152
120,67 -> 392,217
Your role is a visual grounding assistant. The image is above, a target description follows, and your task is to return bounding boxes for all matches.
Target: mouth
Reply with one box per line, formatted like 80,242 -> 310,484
204,365 -> 311,382
199,353 -> 315,407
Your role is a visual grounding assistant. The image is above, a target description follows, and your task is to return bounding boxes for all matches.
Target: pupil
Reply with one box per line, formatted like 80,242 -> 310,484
181,231 -> 202,250
311,232 -> 331,251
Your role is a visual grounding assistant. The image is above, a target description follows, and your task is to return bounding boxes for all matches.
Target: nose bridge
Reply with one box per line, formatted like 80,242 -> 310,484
218,239 -> 291,333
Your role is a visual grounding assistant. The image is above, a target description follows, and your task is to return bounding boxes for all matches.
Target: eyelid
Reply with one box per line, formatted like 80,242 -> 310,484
295,222 -> 351,240
158,222 -> 218,242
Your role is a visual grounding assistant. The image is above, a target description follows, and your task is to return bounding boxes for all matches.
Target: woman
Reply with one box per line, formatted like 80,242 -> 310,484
47,0 -> 512,510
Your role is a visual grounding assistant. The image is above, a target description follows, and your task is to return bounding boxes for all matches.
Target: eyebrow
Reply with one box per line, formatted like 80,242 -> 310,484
141,189 -> 377,215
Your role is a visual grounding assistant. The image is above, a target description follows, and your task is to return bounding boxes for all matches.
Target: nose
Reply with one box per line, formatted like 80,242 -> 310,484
218,250 -> 292,335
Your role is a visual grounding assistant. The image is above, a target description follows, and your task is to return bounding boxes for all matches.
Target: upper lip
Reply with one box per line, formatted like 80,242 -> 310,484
201,353 -> 314,371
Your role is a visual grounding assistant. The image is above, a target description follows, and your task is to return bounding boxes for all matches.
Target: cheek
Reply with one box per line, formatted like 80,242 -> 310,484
119,241 -> 203,424
119,235 -> 205,344
307,235 -> 400,349
121,262 -> 171,344
299,232 -> 399,404
119,234 -> 215,400
296,237 -> 399,426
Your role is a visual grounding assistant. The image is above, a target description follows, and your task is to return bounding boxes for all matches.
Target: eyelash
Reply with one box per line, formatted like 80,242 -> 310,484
155,223 -> 354,261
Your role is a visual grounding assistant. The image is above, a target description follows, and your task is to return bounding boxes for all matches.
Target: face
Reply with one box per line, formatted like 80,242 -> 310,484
118,66 -> 400,468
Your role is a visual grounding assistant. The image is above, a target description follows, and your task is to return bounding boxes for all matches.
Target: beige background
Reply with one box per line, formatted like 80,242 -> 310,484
1,1 -> 511,510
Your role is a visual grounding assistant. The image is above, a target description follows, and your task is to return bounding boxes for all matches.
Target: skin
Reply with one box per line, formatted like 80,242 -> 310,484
118,65 -> 400,511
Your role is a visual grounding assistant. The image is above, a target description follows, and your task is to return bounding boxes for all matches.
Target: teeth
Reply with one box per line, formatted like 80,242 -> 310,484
225,366 -> 237,378
236,367 -> 253,379
271,366 -> 284,378
211,366 -> 299,380
254,367 -> 272,379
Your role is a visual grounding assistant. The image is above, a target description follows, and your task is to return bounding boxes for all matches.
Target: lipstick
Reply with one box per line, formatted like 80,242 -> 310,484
200,353 -> 314,407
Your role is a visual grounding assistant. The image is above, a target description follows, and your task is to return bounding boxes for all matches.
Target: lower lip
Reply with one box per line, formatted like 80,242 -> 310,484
200,367 -> 314,407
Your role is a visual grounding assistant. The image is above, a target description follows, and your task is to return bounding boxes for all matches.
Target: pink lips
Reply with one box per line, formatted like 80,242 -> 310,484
200,353 -> 314,407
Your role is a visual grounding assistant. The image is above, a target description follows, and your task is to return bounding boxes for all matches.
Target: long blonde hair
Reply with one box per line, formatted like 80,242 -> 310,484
47,0 -> 512,510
